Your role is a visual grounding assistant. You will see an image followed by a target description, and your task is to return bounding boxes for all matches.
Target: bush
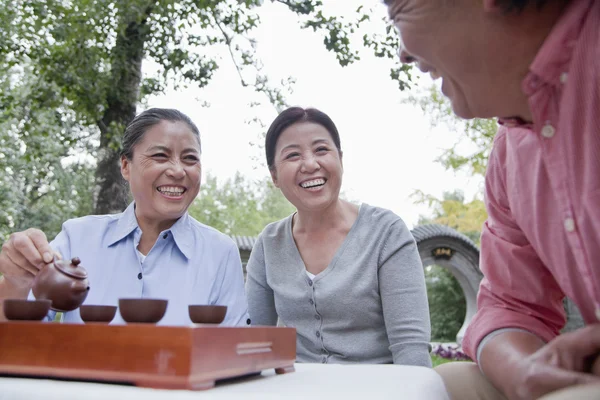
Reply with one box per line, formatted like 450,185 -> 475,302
426,265 -> 466,342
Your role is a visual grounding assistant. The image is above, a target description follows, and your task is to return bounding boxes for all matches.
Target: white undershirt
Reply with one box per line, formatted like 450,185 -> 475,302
133,228 -> 147,264
137,249 -> 147,264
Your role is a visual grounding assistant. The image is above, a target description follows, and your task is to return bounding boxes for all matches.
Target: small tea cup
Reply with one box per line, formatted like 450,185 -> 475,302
118,298 -> 168,323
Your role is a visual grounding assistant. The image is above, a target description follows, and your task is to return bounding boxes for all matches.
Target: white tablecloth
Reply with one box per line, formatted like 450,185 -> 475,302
0,363 -> 449,400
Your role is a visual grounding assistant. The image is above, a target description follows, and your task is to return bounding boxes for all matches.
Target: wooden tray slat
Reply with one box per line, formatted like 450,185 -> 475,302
0,322 -> 296,390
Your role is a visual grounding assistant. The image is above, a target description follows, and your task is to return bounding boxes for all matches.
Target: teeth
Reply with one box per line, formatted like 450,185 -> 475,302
157,186 -> 185,196
300,179 -> 325,188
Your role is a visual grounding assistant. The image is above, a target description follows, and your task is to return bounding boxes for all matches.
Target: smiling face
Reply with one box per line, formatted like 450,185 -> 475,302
388,0 -> 534,119
121,120 -> 201,227
271,122 -> 343,213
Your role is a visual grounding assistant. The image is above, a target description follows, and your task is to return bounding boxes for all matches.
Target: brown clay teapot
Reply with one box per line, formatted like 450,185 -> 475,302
32,257 -> 90,312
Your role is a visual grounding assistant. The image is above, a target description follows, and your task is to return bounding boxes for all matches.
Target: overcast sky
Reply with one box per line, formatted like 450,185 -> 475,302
147,0 -> 484,228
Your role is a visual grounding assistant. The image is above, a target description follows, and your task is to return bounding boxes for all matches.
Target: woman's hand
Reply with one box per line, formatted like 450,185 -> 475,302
503,325 -> 600,399
0,228 -> 60,290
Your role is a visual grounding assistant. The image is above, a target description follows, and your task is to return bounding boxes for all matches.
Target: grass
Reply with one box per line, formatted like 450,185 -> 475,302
431,354 -> 454,368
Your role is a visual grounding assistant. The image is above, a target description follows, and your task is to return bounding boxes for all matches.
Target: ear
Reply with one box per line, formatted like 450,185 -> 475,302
270,167 -> 279,188
339,150 -> 344,170
121,156 -> 130,182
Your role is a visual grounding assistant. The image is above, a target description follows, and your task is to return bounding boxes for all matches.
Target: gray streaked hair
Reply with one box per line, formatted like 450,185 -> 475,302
120,108 -> 201,160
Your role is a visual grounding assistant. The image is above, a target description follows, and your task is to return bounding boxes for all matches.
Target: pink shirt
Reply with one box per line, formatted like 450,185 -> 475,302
463,0 -> 600,361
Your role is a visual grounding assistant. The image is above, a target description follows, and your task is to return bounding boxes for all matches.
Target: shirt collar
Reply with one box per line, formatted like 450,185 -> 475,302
166,211 -> 194,260
497,117 -> 533,129
105,202 -> 194,260
525,0 -> 592,93
498,0 -> 592,128
105,202 -> 138,247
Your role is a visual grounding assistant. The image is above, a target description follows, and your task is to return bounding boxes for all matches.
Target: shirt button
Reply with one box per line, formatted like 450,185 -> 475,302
308,280 -> 313,287
560,72 -> 568,84
564,218 -> 575,232
541,124 -> 555,138
316,331 -> 320,338
138,272 -> 143,280
163,233 -> 168,239
315,315 -> 320,320
309,299 -> 314,305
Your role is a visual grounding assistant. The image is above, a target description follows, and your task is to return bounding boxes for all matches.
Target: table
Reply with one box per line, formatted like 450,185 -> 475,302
0,363 -> 449,399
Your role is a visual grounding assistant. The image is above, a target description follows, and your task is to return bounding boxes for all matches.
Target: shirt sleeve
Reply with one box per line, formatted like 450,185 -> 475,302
214,241 -> 250,327
48,227 -> 71,261
476,327 -> 534,371
462,130 -> 566,361
245,235 -> 278,326
379,219 -> 433,367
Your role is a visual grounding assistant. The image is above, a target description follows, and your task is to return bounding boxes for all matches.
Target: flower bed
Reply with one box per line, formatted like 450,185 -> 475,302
431,343 -> 471,362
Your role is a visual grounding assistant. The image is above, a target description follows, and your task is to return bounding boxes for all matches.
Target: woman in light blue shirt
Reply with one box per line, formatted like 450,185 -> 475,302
0,108 -> 249,326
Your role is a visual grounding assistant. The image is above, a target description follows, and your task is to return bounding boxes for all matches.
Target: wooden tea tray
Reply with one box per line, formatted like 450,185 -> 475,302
0,322 -> 296,390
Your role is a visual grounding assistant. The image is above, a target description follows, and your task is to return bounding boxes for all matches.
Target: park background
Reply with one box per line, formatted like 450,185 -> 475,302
1,0 -> 498,364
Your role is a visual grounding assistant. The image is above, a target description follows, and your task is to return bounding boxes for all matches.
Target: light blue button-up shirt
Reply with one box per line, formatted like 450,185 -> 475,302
31,202 -> 249,326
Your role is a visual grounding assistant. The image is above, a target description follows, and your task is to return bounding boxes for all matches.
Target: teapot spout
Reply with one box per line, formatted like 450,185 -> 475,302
71,280 -> 90,293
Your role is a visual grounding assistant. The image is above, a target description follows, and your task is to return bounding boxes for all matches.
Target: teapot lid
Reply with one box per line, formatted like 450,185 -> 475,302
53,257 -> 88,279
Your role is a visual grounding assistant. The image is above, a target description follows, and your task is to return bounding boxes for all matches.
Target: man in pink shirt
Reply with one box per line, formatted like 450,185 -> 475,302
384,0 -> 600,399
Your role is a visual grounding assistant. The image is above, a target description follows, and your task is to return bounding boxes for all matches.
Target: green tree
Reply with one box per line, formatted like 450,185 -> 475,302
425,265 -> 466,342
414,190 -> 486,245
188,172 -> 295,236
408,84 -> 497,178
1,0 -> 412,217
0,64 -> 95,242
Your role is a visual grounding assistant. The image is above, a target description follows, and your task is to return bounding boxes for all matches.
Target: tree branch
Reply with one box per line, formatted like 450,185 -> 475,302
273,0 -> 315,15
28,190 -> 50,206
211,9 -> 249,87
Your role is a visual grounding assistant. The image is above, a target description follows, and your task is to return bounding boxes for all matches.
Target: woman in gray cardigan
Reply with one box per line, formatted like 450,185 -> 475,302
245,106 -> 432,367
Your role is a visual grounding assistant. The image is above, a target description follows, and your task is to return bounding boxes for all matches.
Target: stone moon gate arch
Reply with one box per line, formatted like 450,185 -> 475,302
412,224 -> 584,345
411,224 -> 482,345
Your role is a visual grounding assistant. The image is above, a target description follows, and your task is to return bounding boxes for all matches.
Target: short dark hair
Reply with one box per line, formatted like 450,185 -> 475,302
120,108 -> 201,160
495,0 -> 563,12
384,0 -> 563,13
265,107 -> 342,170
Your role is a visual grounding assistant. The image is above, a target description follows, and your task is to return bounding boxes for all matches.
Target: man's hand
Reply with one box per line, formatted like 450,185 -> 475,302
0,228 -> 60,290
484,327 -> 600,400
